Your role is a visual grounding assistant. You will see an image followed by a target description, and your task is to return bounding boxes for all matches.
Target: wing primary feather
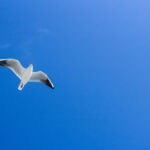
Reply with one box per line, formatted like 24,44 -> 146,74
0,60 -> 9,67
0,59 -> 25,79
30,71 -> 54,89
41,79 -> 54,89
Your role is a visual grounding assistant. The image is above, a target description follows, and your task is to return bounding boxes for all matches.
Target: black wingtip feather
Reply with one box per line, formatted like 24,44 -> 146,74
41,79 -> 54,89
0,60 -> 8,66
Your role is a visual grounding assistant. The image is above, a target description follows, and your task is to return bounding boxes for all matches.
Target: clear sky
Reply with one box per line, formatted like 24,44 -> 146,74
0,0 -> 150,150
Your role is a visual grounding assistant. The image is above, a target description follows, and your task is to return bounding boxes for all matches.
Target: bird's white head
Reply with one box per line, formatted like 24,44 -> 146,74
28,63 -> 33,71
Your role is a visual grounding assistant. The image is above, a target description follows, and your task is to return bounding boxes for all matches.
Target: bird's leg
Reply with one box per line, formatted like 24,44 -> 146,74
20,83 -> 24,88
18,82 -> 24,90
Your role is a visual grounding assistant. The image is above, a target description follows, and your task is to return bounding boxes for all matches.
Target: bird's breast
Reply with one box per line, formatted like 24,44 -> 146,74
21,67 -> 33,84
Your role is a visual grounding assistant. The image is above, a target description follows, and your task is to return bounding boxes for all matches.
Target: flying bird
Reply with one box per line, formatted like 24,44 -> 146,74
0,59 -> 54,90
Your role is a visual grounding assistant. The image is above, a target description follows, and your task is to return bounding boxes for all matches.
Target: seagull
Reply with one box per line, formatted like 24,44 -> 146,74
0,59 -> 54,91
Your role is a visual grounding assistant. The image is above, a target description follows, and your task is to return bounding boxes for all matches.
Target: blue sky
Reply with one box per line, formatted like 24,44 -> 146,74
0,0 -> 150,149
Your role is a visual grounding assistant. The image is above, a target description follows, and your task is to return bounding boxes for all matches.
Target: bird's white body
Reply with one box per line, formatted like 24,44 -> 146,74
18,64 -> 33,90
0,59 -> 54,91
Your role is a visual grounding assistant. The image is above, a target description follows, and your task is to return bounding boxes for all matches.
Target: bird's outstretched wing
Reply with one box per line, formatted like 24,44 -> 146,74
0,59 -> 25,79
30,71 -> 54,89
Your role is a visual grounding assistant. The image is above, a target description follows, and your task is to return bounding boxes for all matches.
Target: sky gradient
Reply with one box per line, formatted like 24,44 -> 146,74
0,0 -> 150,150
